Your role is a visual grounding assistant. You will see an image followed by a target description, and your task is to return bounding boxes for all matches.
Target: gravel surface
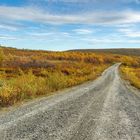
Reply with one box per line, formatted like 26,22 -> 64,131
0,64 -> 140,140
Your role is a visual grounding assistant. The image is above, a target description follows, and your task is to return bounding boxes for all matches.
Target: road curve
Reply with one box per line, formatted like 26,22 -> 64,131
0,64 -> 140,140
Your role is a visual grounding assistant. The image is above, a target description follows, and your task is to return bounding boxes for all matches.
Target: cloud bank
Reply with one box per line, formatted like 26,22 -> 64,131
0,6 -> 140,26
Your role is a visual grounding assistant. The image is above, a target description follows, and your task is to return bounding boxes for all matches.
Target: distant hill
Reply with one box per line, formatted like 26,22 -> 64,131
69,49 -> 140,56
1,46 -> 140,56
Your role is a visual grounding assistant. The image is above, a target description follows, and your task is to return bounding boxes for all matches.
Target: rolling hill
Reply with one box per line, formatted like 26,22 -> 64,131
69,48 -> 140,56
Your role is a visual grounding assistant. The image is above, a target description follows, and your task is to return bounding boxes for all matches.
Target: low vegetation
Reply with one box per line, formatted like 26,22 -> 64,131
0,46 -> 140,107
69,48 -> 140,56
120,66 -> 140,89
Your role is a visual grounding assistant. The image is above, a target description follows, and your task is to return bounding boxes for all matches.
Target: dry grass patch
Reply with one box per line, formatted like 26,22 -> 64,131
0,64 -> 108,107
120,66 -> 140,89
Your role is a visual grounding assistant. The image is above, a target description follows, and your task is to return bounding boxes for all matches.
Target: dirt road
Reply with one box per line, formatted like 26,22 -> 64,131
0,64 -> 140,140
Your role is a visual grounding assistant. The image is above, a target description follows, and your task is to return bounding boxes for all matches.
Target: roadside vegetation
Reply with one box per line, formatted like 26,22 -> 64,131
120,66 -> 140,89
0,46 -> 140,107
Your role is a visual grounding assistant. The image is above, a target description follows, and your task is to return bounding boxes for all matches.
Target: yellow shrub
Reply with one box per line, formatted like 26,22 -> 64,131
121,66 -> 140,89
0,82 -> 18,106
46,72 -> 68,91
0,71 -> 49,106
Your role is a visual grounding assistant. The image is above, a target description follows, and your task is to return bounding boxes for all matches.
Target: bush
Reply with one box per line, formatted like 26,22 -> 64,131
47,72 -> 68,91
0,81 -> 18,106
0,71 -> 48,106
121,66 -> 140,89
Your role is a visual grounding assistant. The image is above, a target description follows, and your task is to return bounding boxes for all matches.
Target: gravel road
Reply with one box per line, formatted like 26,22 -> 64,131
0,64 -> 140,140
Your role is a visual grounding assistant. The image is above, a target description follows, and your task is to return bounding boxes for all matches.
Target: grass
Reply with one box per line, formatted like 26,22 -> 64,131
0,72 -> 47,106
0,46 -> 140,108
120,65 -> 140,89
0,61 -> 108,107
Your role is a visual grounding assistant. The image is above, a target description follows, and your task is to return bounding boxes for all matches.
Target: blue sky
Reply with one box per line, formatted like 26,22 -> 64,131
0,0 -> 140,50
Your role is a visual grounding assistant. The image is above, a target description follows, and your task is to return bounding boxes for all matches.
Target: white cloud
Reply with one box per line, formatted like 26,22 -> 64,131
88,38 -> 140,44
33,0 -> 140,4
0,24 -> 19,31
0,35 -> 17,40
119,28 -> 140,38
0,6 -> 140,25
73,29 -> 93,34
29,32 -> 54,37
27,31 -> 71,40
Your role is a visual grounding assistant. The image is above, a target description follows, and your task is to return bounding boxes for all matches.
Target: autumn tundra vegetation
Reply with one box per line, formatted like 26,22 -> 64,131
0,46 -> 140,107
